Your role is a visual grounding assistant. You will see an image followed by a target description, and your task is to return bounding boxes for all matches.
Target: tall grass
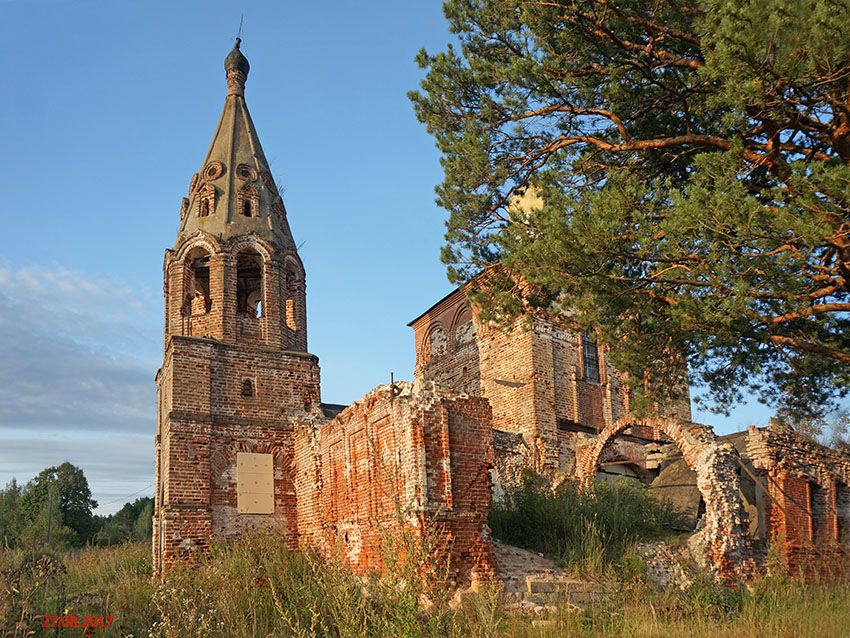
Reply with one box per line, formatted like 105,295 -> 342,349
0,534 -> 504,638
149,533 -> 503,638
2,512 -> 849,637
0,542 -> 157,637
489,473 -> 686,571
502,572 -> 850,638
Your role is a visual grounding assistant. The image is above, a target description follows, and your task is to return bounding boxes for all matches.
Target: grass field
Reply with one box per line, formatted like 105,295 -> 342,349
2,536 -> 850,638
1,479 -> 847,637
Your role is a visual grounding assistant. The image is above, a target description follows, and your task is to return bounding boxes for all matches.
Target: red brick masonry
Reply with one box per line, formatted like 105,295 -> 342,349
294,383 -> 496,587
748,424 -> 850,577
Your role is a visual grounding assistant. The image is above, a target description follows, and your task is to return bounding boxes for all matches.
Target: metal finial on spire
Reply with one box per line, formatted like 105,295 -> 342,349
224,21 -> 250,95
237,14 -> 244,42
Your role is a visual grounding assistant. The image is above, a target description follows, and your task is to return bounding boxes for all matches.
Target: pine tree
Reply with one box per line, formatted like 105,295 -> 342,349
411,0 -> 850,420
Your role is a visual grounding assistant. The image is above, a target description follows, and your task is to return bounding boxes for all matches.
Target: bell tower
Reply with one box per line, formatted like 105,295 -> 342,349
153,39 -> 321,575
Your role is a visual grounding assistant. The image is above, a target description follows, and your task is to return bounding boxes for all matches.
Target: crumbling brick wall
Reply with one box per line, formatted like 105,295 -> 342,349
293,383 -> 496,587
491,429 -> 533,499
410,288 -> 652,475
747,424 -> 850,576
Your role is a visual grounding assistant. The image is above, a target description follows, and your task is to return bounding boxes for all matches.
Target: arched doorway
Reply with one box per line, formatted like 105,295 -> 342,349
577,416 -> 756,582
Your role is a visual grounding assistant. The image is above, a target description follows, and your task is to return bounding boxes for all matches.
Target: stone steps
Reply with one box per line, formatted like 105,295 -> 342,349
493,541 -> 606,611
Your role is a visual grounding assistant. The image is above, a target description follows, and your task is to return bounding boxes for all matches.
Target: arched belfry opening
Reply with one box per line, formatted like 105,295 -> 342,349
185,247 -> 212,316
236,249 -> 264,317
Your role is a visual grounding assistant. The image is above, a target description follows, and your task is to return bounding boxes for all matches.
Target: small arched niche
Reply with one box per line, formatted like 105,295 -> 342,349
236,249 -> 264,318
238,185 -> 259,218
284,258 -> 303,332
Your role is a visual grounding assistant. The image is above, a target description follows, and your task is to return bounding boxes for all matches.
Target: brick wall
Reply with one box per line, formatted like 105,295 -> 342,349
748,424 -> 850,577
154,332 -> 321,575
293,384 -> 496,587
409,287 -> 690,475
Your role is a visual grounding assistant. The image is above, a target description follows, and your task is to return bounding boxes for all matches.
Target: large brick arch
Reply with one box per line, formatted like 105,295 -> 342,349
172,231 -> 222,262
577,416 -> 756,582
226,234 -> 275,262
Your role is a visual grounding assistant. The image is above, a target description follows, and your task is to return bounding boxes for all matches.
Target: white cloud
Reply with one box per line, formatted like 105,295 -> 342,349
0,265 -> 160,513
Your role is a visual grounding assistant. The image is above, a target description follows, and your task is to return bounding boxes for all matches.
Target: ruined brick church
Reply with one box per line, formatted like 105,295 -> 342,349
154,41 -> 850,584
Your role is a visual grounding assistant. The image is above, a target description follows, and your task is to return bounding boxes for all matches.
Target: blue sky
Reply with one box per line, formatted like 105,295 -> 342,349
0,0 -> 771,514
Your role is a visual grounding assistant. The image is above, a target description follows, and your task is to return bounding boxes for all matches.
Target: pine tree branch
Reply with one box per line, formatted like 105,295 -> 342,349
766,304 -> 850,324
768,335 -> 850,364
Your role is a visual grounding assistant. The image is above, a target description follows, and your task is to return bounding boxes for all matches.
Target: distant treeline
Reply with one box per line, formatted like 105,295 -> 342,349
0,462 -> 152,549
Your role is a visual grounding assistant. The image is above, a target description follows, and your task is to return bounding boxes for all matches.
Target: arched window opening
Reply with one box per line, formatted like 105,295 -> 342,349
186,247 -> 212,315
582,331 -> 600,382
237,250 -> 263,316
241,377 -> 255,397
198,183 -> 215,217
238,186 -> 259,220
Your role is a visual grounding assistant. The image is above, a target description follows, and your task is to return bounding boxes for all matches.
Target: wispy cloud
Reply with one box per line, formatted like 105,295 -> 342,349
0,265 -> 159,359
0,265 -> 159,513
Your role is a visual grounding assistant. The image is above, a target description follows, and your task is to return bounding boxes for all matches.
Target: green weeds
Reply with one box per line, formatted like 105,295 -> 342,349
489,474 -> 686,571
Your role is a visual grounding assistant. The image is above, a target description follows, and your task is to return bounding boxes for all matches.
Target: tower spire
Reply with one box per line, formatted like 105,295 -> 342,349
176,39 -> 296,251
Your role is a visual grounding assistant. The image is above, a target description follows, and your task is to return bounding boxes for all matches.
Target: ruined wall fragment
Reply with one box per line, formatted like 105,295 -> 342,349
577,416 -> 756,583
747,423 -> 850,577
294,383 -> 496,587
